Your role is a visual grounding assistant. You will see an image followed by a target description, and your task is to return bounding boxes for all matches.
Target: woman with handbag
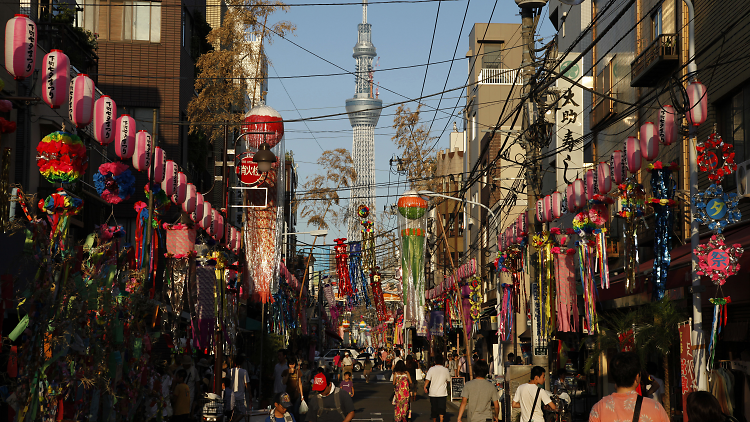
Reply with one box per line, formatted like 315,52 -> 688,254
286,358 -> 304,422
393,361 -> 413,422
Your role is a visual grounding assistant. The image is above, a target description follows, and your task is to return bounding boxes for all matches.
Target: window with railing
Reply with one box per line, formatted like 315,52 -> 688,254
481,42 -> 504,69
479,68 -> 519,85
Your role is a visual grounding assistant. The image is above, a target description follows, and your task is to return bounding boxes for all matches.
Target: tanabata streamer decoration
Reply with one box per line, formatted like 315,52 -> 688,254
38,188 -> 83,251
531,231 -> 555,341
498,283 -> 515,341
697,133 -> 736,183
398,190 -> 428,327
707,296 -> 730,372
36,131 -> 88,184
5,14 -> 36,81
359,205 -> 375,272
348,242 -> 369,306
694,235 -> 744,285
334,238 -> 354,305
554,239 -> 579,332
370,271 -> 387,321
650,163 -> 677,300
618,179 -> 645,293
41,50 -> 69,109
468,277 -> 482,320
93,162 -> 135,204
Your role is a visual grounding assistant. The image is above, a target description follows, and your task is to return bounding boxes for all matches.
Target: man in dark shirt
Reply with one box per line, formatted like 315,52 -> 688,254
306,372 -> 355,422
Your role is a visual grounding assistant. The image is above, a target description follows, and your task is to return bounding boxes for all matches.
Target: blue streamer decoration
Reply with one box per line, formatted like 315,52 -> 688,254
348,243 -> 370,307
650,168 -> 676,300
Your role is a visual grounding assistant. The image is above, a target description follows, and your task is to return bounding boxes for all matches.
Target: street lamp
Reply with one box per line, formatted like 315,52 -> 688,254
253,141 -> 276,173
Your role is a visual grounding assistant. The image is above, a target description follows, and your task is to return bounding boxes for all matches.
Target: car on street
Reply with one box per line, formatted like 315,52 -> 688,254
318,348 -> 364,371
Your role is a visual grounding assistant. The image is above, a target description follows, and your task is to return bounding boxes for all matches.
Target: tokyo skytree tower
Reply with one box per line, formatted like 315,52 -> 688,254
346,0 -> 382,242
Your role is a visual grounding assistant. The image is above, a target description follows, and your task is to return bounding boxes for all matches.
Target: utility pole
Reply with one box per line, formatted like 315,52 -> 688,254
516,0 -> 548,371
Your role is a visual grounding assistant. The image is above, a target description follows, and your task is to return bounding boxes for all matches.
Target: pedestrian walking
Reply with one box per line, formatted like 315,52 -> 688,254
405,355 -> 419,401
363,356 -> 374,383
448,354 -> 458,377
340,372 -> 354,397
333,352 -> 343,382
458,353 -> 469,380
342,352 -> 354,378
456,360 -> 499,422
589,352 -> 668,422
512,366 -> 556,422
171,369 -> 191,422
306,372 -> 355,422
266,392 -> 297,422
230,356 -> 252,417
424,353 -> 451,422
275,349 -> 289,394
392,361 -> 412,422
686,391 -> 731,422
287,358 -> 304,422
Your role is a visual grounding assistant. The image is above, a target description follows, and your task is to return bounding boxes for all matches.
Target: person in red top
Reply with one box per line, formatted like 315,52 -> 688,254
589,352 -> 669,422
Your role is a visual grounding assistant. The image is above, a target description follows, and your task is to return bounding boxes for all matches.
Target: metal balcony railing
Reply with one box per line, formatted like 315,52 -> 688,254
630,34 -> 679,87
479,68 -> 520,85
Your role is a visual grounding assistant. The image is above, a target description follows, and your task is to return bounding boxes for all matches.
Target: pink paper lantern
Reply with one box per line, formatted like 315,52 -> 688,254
161,160 -> 178,196
41,50 -> 69,109
551,191 -> 563,220
115,114 -> 135,159
182,183 -> 198,215
659,105 -> 677,146
611,150 -> 627,184
511,221 -> 518,241
150,147 -> 165,183
199,202 -> 212,231
536,199 -> 545,223
92,95 -> 116,145
192,192 -> 205,223
517,213 -> 528,236
687,81 -> 708,127
639,122 -> 659,161
4,14 -> 36,81
585,169 -> 598,201
626,136 -> 642,173
500,230 -> 507,250
171,172 -> 188,205
572,179 -> 585,209
132,130 -> 152,172
543,195 -> 553,222
69,74 -> 95,128
597,162 -> 612,193
566,184 -> 576,213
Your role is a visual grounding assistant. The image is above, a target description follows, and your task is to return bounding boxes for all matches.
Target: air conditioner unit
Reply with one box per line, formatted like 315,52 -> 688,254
736,158 -> 750,197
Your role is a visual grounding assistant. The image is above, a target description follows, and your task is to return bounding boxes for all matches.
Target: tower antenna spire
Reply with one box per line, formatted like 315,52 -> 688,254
363,0 -> 368,24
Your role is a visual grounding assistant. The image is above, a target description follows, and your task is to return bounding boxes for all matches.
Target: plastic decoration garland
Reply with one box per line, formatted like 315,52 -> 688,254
36,131 -> 89,184
468,277 -> 482,320
361,220 -> 375,272
370,271 -> 388,322
618,180 -> 645,292
697,133 -> 736,183
498,283 -> 515,341
692,184 -> 742,233
532,231 -> 555,341
707,296 -> 731,372
694,234 -> 744,285
334,238 -> 354,306
93,162 -> 136,204
348,242 -> 369,307
650,166 -> 677,300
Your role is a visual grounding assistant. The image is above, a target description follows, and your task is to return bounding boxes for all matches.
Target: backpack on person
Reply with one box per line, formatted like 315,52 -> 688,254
316,388 -> 345,420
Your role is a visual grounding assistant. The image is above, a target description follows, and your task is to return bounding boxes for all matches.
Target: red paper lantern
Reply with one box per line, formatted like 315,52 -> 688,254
687,81 -> 707,127
626,136 -> 641,173
132,130 -> 152,172
639,122 -> 659,161
171,172 -> 188,205
572,179 -> 585,209
41,50 -> 69,109
93,95 -> 116,145
243,104 -> 284,148
597,162 -> 612,193
115,114 -> 135,159
161,160 -> 178,196
611,150 -> 627,184
69,74 -> 95,128
659,105 -> 677,146
4,14 -> 36,81
551,191 -> 563,220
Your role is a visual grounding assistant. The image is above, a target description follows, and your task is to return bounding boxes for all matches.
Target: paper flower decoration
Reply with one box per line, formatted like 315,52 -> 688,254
36,131 -> 88,183
357,204 -> 370,219
588,204 -> 609,227
93,162 -> 135,204
694,234 -> 744,285
692,184 -> 742,233
572,212 -> 596,235
696,133 -> 736,182
38,188 -> 83,215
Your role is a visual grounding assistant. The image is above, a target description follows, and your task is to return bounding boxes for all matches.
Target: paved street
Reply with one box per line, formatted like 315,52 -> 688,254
346,370 -> 459,422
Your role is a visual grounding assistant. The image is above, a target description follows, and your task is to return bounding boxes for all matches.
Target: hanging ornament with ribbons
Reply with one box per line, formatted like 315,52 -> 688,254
334,238 -> 354,307
649,160 -> 678,300
498,283 -> 515,341
397,191 -> 428,327
348,242 -> 369,306
617,137 -> 646,293
707,296 -> 730,372
370,270 -> 387,321
532,230 -> 554,342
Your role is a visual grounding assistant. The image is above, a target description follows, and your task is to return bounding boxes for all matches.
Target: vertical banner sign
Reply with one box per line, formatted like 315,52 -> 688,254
555,53 -> 585,192
679,322 -> 695,422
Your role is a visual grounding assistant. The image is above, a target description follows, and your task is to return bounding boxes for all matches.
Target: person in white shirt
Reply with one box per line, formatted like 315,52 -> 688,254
512,366 -> 557,422
230,356 -> 251,415
424,353 -> 451,422
274,349 -> 289,394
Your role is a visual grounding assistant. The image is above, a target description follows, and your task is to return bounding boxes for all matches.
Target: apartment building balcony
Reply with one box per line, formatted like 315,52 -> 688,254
630,34 -> 679,87
478,67 -> 520,85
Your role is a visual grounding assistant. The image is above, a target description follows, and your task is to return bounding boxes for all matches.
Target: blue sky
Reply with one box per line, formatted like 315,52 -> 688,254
264,0 -> 556,250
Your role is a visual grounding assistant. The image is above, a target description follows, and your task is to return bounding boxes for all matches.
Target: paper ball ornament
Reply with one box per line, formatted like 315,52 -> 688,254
398,190 -> 428,220
243,104 -> 284,148
41,50 -> 69,109
36,131 -> 88,183
93,162 -> 136,204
